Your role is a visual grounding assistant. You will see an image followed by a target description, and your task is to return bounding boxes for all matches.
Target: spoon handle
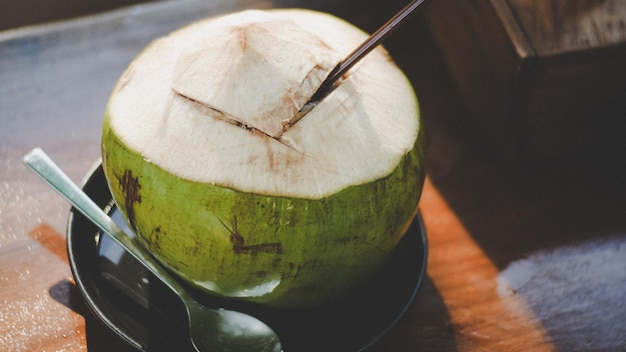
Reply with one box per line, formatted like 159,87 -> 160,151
23,148 -> 189,299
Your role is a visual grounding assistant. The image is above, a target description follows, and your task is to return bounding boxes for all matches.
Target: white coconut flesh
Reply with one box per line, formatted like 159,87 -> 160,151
107,9 -> 419,199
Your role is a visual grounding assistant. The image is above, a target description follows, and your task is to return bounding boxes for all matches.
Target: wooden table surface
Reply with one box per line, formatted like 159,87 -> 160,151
1,0 -> 625,351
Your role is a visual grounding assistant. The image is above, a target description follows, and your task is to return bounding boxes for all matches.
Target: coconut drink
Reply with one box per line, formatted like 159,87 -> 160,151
101,8 -> 425,308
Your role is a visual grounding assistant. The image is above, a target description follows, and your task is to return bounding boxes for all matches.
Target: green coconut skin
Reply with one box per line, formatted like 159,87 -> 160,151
102,113 -> 425,308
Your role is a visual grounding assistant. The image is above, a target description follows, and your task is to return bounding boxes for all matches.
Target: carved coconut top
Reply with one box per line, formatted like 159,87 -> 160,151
171,11 -> 341,138
106,9 -> 419,199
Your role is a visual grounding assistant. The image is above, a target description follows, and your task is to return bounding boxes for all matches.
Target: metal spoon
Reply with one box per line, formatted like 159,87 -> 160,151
23,148 -> 282,352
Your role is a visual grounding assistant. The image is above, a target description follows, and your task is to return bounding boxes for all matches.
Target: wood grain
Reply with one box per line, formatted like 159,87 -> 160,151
507,0 -> 626,55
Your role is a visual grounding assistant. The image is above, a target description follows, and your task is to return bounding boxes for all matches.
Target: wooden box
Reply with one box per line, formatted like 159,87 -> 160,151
423,0 -> 626,163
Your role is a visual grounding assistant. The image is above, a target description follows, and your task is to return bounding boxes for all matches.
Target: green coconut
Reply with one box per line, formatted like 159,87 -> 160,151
101,8 -> 425,308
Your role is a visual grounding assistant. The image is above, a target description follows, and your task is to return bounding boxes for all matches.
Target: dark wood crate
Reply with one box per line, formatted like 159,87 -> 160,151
423,0 -> 626,163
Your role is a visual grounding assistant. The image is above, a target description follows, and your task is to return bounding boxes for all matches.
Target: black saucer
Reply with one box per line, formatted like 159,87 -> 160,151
67,164 -> 427,352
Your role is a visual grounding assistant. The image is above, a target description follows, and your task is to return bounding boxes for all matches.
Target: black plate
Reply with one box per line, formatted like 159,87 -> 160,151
67,164 -> 427,352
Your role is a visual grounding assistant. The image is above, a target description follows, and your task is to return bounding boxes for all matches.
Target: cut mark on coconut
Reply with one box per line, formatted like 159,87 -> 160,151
173,87 -> 311,155
219,217 -> 283,256
173,89 -> 263,133
284,73 -> 348,129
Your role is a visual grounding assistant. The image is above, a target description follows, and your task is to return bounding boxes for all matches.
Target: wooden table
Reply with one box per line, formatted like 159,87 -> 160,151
2,0 -> 625,350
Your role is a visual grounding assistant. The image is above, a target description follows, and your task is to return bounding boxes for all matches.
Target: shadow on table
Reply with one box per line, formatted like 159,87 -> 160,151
369,277 -> 457,352
49,279 -> 136,352
49,275 -> 457,352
